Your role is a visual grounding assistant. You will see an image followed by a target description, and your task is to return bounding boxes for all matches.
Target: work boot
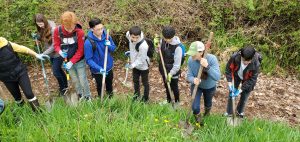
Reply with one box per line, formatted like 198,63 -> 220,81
28,98 -> 40,112
194,114 -> 204,126
203,107 -> 211,117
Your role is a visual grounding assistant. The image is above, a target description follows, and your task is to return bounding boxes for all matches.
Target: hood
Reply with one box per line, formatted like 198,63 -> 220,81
168,36 -> 181,45
0,37 -> 8,48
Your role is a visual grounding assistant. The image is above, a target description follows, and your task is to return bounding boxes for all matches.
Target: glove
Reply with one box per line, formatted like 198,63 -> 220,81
64,61 -> 73,70
99,68 -> 107,75
59,50 -> 67,58
154,36 -> 160,47
125,63 -> 133,69
104,40 -> 111,46
124,51 -> 130,57
228,82 -> 234,93
233,89 -> 241,97
167,73 -> 172,83
35,54 -> 50,61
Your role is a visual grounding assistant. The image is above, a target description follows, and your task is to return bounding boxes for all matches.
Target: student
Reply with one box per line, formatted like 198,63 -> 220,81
158,26 -> 183,107
124,26 -> 150,102
186,41 -> 221,125
53,11 -> 92,100
84,18 -> 116,98
225,45 -> 261,118
0,37 -> 49,111
34,13 -> 68,96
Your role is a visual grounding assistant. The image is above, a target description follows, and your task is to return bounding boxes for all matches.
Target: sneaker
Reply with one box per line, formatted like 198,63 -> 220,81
0,99 -> 5,115
223,112 -> 232,117
159,100 -> 168,106
237,112 -> 245,118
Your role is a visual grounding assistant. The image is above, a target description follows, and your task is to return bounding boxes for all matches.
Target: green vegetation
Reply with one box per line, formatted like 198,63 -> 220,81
0,96 -> 299,141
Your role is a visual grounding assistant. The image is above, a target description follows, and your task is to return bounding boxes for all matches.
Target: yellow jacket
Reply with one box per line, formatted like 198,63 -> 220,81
0,37 -> 37,56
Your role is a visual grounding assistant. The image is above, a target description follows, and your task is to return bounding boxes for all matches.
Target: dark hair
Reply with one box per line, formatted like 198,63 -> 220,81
241,45 -> 256,61
162,26 -> 175,39
129,26 -> 141,36
89,18 -> 102,28
34,13 -> 52,44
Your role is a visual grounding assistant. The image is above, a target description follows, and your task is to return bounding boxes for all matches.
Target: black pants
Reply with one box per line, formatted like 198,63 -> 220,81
162,75 -> 180,103
3,71 -> 35,101
132,68 -> 149,101
92,70 -> 113,97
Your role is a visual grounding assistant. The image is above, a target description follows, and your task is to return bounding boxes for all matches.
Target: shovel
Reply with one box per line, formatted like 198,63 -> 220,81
227,89 -> 242,127
179,32 -> 214,136
122,56 -> 131,87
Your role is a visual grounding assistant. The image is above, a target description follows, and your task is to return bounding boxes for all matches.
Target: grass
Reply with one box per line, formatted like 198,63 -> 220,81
0,96 -> 299,142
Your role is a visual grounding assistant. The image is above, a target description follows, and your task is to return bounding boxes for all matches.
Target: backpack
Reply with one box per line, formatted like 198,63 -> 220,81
178,43 -> 186,65
85,36 -> 97,52
135,38 -> 155,58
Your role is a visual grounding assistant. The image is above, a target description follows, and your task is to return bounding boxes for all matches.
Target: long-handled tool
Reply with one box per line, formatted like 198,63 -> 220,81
122,56 -> 131,87
179,32 -> 214,136
155,34 -> 176,108
32,33 -> 52,110
100,29 -> 110,102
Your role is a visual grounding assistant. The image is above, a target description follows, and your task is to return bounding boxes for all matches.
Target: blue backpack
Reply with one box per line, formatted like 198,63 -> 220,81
179,43 -> 186,65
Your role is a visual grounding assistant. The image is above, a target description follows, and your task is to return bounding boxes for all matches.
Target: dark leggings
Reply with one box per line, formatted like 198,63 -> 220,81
3,71 -> 35,101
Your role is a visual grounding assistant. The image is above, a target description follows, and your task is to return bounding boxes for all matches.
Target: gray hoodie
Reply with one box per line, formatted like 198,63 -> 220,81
126,31 -> 150,70
160,36 -> 182,78
42,20 -> 59,58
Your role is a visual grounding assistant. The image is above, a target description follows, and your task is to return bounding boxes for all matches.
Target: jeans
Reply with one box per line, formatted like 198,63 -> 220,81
191,85 -> 216,115
226,90 -> 251,115
50,57 -> 68,92
3,71 -> 35,101
69,59 -> 91,97
92,70 -> 113,97
132,68 -> 149,101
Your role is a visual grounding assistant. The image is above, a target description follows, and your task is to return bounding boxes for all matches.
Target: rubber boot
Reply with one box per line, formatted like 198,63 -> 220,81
203,107 -> 211,117
29,99 -> 40,112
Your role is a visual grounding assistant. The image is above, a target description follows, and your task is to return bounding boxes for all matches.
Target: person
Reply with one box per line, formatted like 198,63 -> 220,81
124,26 -> 150,102
224,45 -> 261,118
0,37 -> 49,111
34,13 -> 68,96
186,41 -> 221,125
84,18 -> 116,98
53,11 -> 91,100
158,26 -> 183,107
0,98 -> 5,115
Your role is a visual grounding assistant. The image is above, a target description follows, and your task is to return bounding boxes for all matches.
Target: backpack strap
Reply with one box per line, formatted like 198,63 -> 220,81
86,37 -> 97,51
135,39 -> 145,52
58,26 -> 64,42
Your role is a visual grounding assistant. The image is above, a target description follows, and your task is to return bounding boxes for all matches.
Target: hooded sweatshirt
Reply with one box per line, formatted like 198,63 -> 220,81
159,36 -> 182,78
42,20 -> 59,58
126,31 -> 149,70
84,30 -> 116,74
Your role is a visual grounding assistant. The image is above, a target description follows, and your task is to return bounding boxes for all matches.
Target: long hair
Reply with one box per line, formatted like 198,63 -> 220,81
34,14 -> 52,45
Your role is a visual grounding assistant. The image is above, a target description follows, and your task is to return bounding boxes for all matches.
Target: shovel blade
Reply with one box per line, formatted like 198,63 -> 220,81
227,117 -> 242,127
178,120 -> 194,137
45,98 -> 54,112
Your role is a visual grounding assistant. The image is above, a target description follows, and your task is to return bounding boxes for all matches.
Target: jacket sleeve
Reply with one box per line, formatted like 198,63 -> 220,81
169,46 -> 182,76
186,57 -> 195,84
242,62 -> 260,92
10,42 -> 37,57
225,56 -> 234,83
84,40 -> 101,72
70,30 -> 85,64
207,55 -> 221,81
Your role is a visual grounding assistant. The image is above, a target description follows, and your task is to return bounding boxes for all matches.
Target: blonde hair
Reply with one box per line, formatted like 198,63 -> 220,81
60,11 -> 78,29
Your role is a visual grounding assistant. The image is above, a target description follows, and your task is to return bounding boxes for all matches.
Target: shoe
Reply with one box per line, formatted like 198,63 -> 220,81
16,99 -> 25,107
0,99 -> 5,115
28,98 -> 40,112
237,112 -> 245,118
194,114 -> 204,126
159,100 -> 168,106
223,112 -> 232,117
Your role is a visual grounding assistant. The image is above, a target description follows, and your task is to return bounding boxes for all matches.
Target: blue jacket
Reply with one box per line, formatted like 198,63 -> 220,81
84,30 -> 116,74
186,54 -> 221,89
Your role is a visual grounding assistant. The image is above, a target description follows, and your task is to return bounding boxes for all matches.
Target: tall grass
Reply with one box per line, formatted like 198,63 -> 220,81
0,96 -> 299,142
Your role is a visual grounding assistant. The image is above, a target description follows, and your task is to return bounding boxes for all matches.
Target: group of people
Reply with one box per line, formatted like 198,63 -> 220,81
0,11 -> 261,125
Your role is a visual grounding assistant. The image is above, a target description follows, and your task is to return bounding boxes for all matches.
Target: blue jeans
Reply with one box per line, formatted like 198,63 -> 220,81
69,59 -> 91,97
226,90 -> 251,115
191,85 -> 216,115
50,57 -> 68,92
